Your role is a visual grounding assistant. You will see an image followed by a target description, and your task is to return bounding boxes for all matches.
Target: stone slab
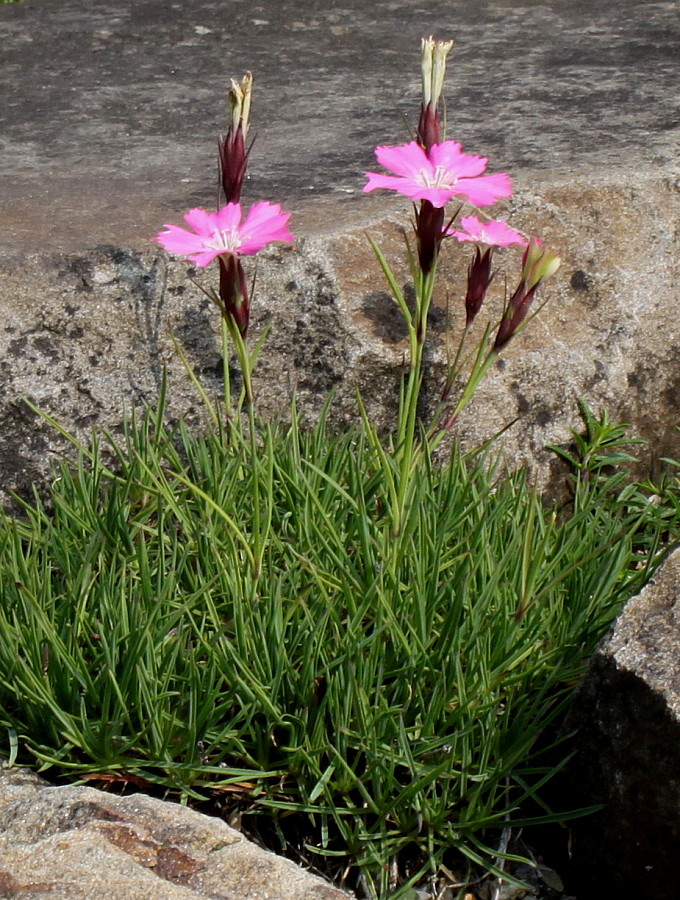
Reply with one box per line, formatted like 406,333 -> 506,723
1,0 -> 679,254
0,162 -> 677,506
0,763 -> 348,900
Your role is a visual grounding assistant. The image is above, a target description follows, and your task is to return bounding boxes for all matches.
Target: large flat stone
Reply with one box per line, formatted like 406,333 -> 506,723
0,167 -> 678,506
2,0 -> 679,254
0,0 -> 680,506
1,1 -> 679,478
0,0 -> 679,502
0,764 -> 348,899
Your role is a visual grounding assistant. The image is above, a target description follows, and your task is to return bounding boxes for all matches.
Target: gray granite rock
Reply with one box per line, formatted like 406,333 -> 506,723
2,0 -> 679,253
1,0 -> 678,505
0,763 -> 348,900
562,547 -> 680,900
0,165 -> 678,507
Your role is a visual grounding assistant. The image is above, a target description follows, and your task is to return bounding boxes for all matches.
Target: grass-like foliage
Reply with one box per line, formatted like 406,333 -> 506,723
1,36 -> 678,900
0,386 -> 674,897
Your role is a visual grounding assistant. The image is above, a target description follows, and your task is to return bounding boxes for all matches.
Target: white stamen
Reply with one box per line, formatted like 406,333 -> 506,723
208,228 -> 242,253
418,165 -> 458,189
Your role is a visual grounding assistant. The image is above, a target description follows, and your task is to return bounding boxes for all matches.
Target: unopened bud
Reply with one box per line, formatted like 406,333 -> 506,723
221,72 -> 253,205
493,238 -> 560,351
465,247 -> 493,326
521,239 -> 561,290
421,36 -> 454,109
418,37 -> 454,150
228,71 -> 253,140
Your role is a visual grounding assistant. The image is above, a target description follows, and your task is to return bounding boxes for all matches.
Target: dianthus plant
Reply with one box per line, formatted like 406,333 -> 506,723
147,37 -> 568,897
154,41 -> 560,542
362,37 -> 559,533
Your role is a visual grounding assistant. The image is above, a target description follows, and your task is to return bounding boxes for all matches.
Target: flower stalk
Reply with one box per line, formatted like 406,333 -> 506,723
362,39 -> 559,534
153,73 -> 292,579
414,36 -> 454,279
433,240 -> 561,439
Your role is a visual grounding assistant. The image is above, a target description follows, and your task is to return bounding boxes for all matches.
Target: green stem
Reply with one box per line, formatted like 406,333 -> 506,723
441,323 -> 472,404
247,397 -> 261,579
393,334 -> 422,536
225,314 -> 261,579
393,264 -> 437,535
430,341 -> 498,453
221,314 -> 233,437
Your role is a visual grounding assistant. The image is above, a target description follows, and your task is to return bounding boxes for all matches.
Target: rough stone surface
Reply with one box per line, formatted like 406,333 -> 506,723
562,547 -> 680,900
2,0 -> 679,253
0,166 -> 678,506
0,0 -> 679,503
0,763 -> 348,900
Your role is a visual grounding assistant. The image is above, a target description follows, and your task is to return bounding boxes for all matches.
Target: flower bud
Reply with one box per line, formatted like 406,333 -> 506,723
493,239 -> 560,351
421,36 -> 454,109
417,36 -> 454,150
228,72 -> 253,141
219,72 -> 253,204
465,247 -> 493,326
521,239 -> 561,290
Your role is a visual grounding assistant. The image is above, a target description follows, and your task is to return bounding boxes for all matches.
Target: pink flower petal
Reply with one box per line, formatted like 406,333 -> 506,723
188,249 -> 224,267
448,215 -> 527,247
238,201 -> 294,255
155,224 -> 211,257
414,186 -> 461,207
213,203 -> 243,232
429,142 -> 487,178
183,208 -> 220,237
374,141 -> 433,180
480,220 -> 527,247
363,173 -> 456,207
362,172 -> 409,194
453,173 -> 512,207
363,172 -> 426,200
458,216 -> 486,237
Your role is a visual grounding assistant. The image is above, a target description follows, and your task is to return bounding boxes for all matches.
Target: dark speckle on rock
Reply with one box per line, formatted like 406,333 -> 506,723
570,270 -> 590,291
627,367 -> 645,389
7,337 -> 28,359
535,405 -> 554,427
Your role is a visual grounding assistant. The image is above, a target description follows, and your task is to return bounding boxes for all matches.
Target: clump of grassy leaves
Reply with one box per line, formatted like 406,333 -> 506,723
0,388 -> 676,898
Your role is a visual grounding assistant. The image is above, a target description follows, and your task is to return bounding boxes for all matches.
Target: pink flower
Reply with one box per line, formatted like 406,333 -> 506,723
448,215 -> 527,247
155,201 -> 293,267
363,141 -> 512,208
